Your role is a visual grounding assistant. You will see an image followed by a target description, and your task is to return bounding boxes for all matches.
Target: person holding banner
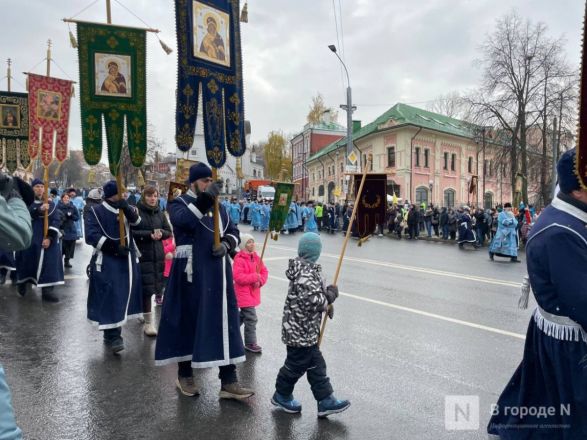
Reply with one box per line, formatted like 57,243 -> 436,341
272,232 -> 350,417
85,180 -> 143,354
15,179 -> 64,303
155,162 -> 253,401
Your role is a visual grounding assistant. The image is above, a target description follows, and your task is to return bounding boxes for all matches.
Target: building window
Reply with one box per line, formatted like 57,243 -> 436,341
444,189 -> 456,208
489,160 -> 493,177
253,169 -> 256,177
468,156 -> 473,173
424,149 -> 430,168
312,188 -> 315,196
443,152 -> 449,170
318,185 -> 324,196
340,162 -> 344,172
312,172 -> 315,182
415,187 -> 428,206
484,192 -> 493,209
451,153 -> 456,171
415,147 -> 421,167
387,146 -> 396,168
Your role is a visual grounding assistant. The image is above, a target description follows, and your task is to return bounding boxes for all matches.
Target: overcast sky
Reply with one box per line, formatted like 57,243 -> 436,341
1,0 -> 583,155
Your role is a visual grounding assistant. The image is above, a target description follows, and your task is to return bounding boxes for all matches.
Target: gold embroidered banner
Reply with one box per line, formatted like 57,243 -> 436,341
0,92 -> 29,172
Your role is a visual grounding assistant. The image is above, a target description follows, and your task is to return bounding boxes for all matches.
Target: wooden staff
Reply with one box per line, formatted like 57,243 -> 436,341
318,155 -> 371,347
43,40 -> 52,239
212,168 -> 220,246
260,228 -> 270,260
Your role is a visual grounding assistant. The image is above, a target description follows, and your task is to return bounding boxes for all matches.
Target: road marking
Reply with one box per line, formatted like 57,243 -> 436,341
268,275 -> 526,340
266,244 -> 522,288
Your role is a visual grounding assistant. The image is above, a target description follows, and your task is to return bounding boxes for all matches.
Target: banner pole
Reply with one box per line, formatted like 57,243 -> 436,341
212,168 -> 220,246
318,155 -> 371,347
260,228 -> 270,261
43,40 -> 52,237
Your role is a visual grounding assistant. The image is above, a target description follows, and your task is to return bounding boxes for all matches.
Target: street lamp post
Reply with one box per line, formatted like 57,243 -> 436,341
328,45 -> 356,180
429,180 -> 433,206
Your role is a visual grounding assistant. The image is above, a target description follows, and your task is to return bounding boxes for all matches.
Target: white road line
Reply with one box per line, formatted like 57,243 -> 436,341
268,275 -> 526,340
266,244 -> 522,288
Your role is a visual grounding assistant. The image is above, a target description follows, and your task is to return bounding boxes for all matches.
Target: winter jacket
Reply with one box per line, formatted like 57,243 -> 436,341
282,257 -> 328,347
162,237 -> 175,278
57,201 -> 80,241
439,209 -> 448,226
233,250 -> 268,308
131,201 -> 172,297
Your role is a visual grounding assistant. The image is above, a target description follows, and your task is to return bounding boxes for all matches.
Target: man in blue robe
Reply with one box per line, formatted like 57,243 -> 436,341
68,188 -> 85,239
85,180 -> 143,354
260,200 -> 270,232
250,200 -> 261,230
0,250 -> 16,285
229,198 -> 241,225
297,202 -> 305,231
304,202 -> 318,233
488,202 -> 520,262
155,163 -> 253,400
15,179 -> 64,302
488,149 -> 587,438
284,201 -> 298,234
457,207 -> 478,249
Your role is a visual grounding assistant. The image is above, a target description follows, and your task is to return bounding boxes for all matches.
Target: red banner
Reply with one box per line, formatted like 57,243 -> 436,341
28,73 -> 74,166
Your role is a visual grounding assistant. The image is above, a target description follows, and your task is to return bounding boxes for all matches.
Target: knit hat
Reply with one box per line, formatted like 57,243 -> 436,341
31,178 -> 44,187
298,232 -> 322,263
189,162 -> 212,183
87,188 -> 103,200
103,180 -> 118,199
239,233 -> 255,251
557,148 -> 581,194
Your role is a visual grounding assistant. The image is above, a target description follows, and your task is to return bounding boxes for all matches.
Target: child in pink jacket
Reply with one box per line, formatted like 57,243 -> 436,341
158,236 -> 175,306
233,233 -> 268,353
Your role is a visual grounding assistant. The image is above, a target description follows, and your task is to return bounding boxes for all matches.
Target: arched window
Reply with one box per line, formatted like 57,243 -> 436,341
318,185 -> 324,197
444,188 -> 456,208
415,187 -> 428,206
253,169 -> 257,177
484,192 -> 493,209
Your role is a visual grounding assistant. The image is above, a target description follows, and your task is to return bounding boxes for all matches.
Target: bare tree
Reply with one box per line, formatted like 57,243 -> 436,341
467,11 -> 577,205
427,91 -> 472,120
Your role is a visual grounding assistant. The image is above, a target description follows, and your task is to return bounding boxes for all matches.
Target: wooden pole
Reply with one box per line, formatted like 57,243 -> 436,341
7,59 -> 11,92
318,156 -> 371,347
106,0 -> 112,24
43,40 -> 52,238
212,168 -> 220,246
259,229 -> 271,260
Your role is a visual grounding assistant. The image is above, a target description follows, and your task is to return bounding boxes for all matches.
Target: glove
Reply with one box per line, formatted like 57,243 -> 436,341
0,173 -> 14,199
324,285 -> 339,304
116,245 -> 130,258
111,199 -> 130,211
206,182 -> 222,199
327,304 -> 334,319
212,241 -> 229,258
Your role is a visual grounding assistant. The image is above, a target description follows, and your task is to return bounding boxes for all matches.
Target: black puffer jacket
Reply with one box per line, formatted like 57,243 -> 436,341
132,201 -> 172,297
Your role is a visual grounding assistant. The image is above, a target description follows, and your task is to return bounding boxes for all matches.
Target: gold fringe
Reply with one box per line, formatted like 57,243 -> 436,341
159,39 -> 173,55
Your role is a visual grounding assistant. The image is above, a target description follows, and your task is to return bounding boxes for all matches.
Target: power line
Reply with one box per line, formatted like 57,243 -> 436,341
331,0 -> 345,96
338,0 -> 345,62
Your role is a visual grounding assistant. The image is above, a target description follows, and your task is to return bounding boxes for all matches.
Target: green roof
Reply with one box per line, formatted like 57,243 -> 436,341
307,103 -> 479,162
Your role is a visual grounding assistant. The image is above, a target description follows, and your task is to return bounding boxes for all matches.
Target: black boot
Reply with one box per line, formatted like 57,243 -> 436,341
0,271 -> 6,285
489,252 -> 494,261
510,257 -> 521,263
64,259 -> 72,268
41,287 -> 59,303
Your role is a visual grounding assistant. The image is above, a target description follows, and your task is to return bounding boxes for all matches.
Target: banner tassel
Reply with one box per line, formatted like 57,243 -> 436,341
69,30 -> 78,49
158,38 -> 173,55
240,2 -> 248,23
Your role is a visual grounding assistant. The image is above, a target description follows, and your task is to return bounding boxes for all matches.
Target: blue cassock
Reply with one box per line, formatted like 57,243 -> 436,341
296,204 -> 303,226
488,211 -> 518,257
0,250 -> 15,271
488,194 -> 587,438
241,202 -> 249,222
250,202 -> 261,229
15,200 -> 64,288
261,204 -> 270,231
85,202 -> 143,329
155,191 -> 246,368
304,207 -> 318,233
457,212 -> 476,243
284,202 -> 298,230
229,202 -> 241,225
71,196 -> 85,239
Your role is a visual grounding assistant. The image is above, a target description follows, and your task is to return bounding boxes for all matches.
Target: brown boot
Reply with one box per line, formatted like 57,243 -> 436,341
176,376 -> 200,397
219,382 -> 255,400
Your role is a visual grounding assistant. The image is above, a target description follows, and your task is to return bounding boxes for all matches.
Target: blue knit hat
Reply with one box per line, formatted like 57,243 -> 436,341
103,180 -> 118,199
189,162 -> 212,183
31,178 -> 44,187
298,232 -> 322,263
557,148 -> 581,194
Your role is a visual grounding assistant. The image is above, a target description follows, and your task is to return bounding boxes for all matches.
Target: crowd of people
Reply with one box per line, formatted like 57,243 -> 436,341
1,148 -> 586,437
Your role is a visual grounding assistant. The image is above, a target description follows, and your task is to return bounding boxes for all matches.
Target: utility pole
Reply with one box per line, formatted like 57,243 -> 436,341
551,116 -> 558,198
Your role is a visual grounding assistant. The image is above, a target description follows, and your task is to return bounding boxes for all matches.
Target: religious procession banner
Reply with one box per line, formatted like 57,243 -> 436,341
76,22 -> 147,174
175,0 -> 246,168
353,174 -> 387,238
0,92 -> 29,172
27,73 -> 74,167
269,182 -> 294,233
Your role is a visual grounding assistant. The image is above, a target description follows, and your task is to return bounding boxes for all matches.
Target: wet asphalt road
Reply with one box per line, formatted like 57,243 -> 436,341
0,227 -> 530,440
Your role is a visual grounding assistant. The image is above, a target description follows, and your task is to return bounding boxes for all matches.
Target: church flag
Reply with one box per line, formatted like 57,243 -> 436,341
353,173 -> 387,238
175,0 -> 246,168
269,182 -> 294,234
76,22 -> 147,174
0,92 -> 29,172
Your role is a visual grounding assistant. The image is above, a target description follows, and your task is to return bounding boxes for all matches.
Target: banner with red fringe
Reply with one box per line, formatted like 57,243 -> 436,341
27,73 -> 74,166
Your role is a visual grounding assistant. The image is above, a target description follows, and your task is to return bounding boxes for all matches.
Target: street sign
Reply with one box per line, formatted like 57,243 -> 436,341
348,150 -> 358,164
345,165 -> 359,173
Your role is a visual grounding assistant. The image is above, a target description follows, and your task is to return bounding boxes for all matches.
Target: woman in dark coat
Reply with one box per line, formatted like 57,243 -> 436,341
132,186 -> 172,336
57,193 -> 80,268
